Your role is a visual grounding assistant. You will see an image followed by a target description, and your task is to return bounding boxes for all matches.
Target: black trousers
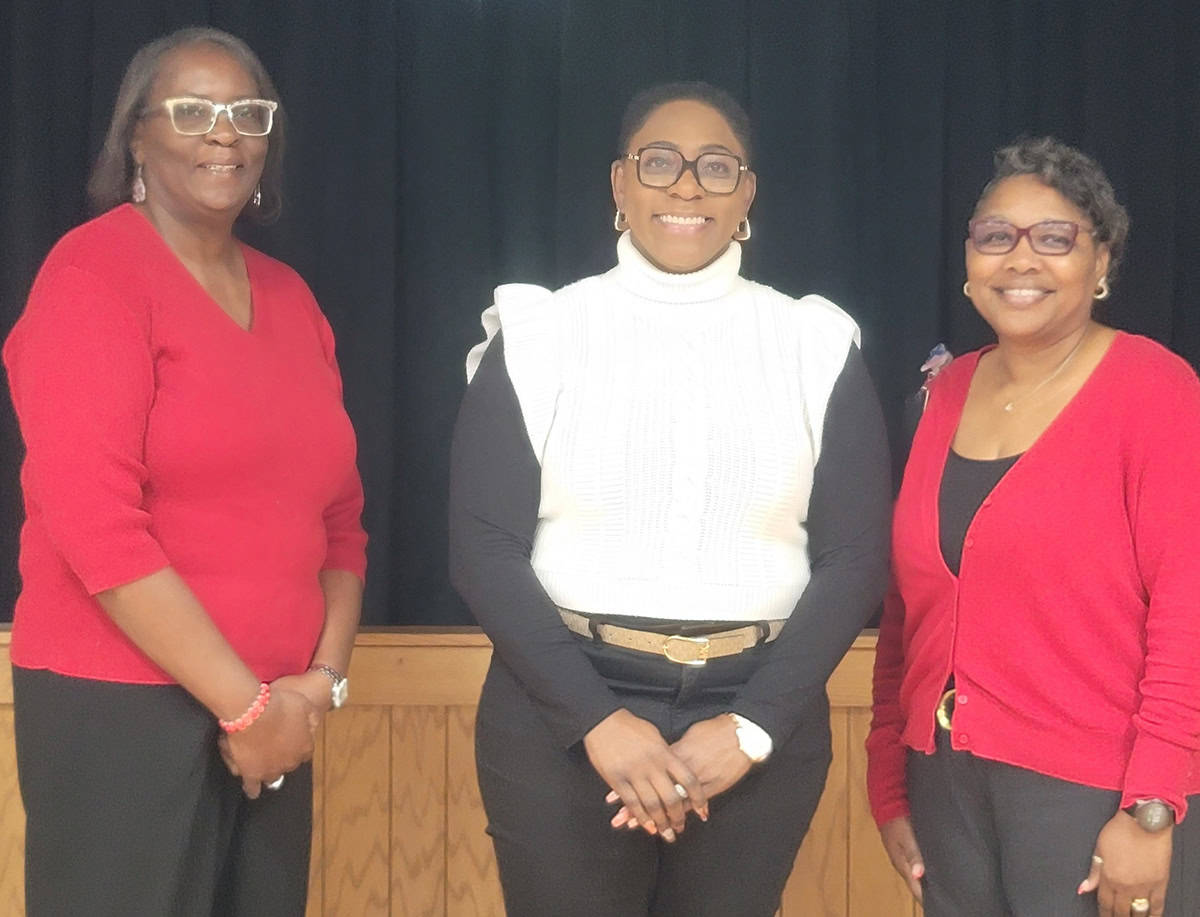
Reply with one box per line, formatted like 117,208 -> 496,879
909,728 -> 1200,917
475,637 -> 832,917
13,666 -> 312,917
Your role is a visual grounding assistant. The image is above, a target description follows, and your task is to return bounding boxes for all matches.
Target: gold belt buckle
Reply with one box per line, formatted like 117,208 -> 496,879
662,634 -> 711,666
936,688 -> 956,731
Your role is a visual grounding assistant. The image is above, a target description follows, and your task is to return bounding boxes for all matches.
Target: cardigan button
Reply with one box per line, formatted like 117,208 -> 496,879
956,732 -> 970,745
965,537 -> 975,548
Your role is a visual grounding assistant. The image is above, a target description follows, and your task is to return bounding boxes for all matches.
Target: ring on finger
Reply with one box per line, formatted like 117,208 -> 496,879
1130,897 -> 1150,915
673,782 -> 688,800
1091,854 -> 1103,866
266,775 -> 285,791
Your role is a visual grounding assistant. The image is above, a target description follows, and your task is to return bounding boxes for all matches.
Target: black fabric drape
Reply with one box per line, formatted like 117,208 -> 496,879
2,1 -> 1198,624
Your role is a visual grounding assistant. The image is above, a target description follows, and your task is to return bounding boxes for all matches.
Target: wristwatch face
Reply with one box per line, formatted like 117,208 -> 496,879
330,678 -> 349,709
1135,801 -> 1173,832
735,725 -> 771,763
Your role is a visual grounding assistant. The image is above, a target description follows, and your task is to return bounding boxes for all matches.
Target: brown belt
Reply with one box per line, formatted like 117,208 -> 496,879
558,608 -> 785,666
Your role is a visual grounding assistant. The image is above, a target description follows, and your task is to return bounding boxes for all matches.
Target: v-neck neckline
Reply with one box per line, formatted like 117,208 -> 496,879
928,332 -> 1124,580
125,204 -> 258,335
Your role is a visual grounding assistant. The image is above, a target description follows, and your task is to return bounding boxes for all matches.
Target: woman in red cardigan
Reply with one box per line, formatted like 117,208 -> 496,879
3,28 -> 365,916
868,138 -> 1200,917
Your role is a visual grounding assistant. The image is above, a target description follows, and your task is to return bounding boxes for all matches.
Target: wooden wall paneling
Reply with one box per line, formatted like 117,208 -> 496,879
0,707 -> 24,916
306,722 -> 326,917
391,706 -> 447,916
349,634 -> 492,707
322,707 -> 392,915
0,631 -> 922,916
847,708 -> 918,917
780,707 -> 850,917
445,705 -> 504,917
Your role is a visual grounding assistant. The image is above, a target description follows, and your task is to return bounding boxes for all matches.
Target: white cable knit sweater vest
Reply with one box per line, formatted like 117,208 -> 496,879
466,233 -> 860,622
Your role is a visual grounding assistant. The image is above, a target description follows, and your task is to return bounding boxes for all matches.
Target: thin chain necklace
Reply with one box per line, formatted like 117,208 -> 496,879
1001,329 -> 1090,412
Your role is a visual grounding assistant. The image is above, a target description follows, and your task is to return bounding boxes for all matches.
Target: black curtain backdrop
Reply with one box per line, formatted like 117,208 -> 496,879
2,1 -> 1198,624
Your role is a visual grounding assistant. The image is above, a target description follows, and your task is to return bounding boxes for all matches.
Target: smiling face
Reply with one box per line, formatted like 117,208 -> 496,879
131,42 -> 268,229
611,99 -> 756,274
965,174 -> 1110,346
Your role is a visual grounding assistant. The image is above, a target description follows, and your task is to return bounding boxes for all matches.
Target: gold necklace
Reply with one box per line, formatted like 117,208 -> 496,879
1001,329 -> 1089,412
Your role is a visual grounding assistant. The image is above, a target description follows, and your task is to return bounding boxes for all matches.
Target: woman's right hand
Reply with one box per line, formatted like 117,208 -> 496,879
583,709 -> 704,842
218,687 -> 320,798
880,815 -> 926,901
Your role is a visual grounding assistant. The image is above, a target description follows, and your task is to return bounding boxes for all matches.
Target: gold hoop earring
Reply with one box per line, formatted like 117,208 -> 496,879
733,218 -> 751,242
613,210 -> 628,232
962,281 -> 971,298
131,163 -> 146,203
1094,277 -> 1110,300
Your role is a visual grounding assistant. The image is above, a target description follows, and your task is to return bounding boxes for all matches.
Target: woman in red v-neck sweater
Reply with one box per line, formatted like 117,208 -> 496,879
3,29 -> 365,916
868,139 -> 1200,917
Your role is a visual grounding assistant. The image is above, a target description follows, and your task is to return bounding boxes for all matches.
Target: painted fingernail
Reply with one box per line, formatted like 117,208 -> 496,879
645,822 -> 657,834
661,828 -> 676,842
699,807 -> 709,822
912,864 -> 924,879
1076,882 -> 1086,895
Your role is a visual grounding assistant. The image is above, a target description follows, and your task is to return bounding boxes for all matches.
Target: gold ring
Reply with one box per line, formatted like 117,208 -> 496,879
1130,897 -> 1150,914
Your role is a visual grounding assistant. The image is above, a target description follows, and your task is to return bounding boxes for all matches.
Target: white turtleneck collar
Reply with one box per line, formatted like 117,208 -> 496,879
611,231 -> 743,304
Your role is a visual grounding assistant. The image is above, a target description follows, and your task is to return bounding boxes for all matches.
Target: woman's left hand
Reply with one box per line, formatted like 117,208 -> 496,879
217,672 -> 332,793
608,714 -> 751,830
1078,810 -> 1172,917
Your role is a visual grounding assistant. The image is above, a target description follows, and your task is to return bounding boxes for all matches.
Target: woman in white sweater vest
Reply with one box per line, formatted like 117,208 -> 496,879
450,81 -> 890,916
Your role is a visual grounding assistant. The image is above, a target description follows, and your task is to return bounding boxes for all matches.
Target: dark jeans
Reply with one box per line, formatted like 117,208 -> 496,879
13,666 -> 312,917
475,636 -> 832,917
909,728 -> 1200,917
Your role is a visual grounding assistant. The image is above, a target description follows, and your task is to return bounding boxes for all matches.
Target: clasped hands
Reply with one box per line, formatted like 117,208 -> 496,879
217,671 -> 332,798
584,709 -> 753,842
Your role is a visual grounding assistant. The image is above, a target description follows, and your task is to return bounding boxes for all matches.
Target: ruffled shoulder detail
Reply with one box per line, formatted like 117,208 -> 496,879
786,294 -> 862,460
465,283 -> 560,463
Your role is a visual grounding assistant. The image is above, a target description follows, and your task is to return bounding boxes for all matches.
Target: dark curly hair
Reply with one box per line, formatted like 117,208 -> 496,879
617,81 -> 753,165
976,136 -> 1129,280
87,27 -> 285,224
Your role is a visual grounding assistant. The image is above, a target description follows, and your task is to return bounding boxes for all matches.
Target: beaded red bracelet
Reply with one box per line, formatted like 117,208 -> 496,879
219,682 -> 271,734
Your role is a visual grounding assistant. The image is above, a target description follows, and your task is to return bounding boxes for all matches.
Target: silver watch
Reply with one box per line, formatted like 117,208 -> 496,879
1125,798 -> 1174,833
309,664 -> 348,709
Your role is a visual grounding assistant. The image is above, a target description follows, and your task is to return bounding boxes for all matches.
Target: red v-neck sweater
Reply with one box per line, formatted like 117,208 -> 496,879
3,205 -> 367,684
868,333 -> 1200,825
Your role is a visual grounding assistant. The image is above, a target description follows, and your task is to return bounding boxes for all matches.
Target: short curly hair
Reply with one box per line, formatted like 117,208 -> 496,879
87,27 -> 285,224
617,81 -> 753,165
975,136 -> 1129,280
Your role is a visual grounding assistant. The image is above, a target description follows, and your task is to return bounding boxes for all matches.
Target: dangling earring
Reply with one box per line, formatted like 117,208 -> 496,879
613,210 -> 628,232
962,281 -> 971,298
1094,277 -> 1110,300
252,184 -> 262,208
733,218 -> 751,242
131,163 -> 146,203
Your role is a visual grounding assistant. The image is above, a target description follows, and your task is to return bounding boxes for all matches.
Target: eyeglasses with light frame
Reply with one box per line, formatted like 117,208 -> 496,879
143,97 -> 278,137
